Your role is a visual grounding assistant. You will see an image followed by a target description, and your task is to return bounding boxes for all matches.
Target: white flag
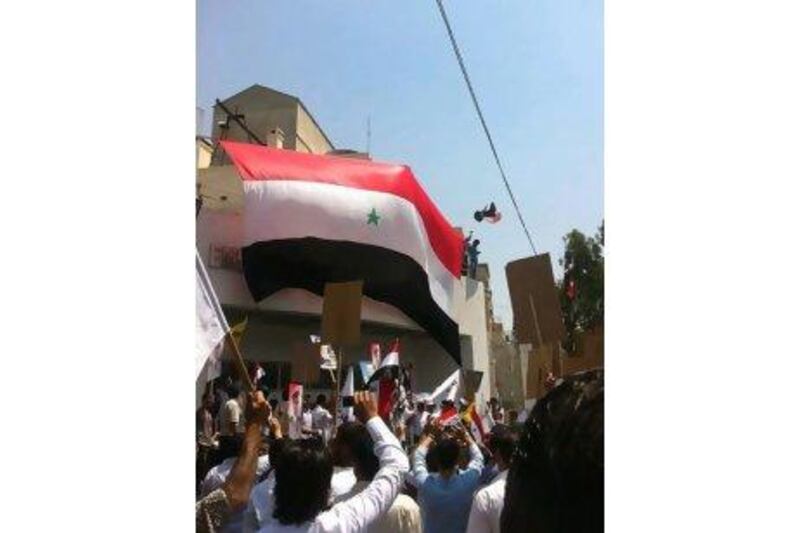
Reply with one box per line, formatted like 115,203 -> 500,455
429,369 -> 461,405
196,248 -> 230,407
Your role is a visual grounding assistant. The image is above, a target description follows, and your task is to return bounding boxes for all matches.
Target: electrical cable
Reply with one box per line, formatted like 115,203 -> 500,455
433,0 -> 538,255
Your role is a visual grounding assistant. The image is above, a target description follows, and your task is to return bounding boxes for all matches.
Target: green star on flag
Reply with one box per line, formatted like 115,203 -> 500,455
367,208 -> 380,226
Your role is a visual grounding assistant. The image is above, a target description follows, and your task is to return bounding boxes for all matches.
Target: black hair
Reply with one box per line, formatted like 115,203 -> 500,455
436,436 -> 461,471
273,439 -> 333,525
226,381 -> 242,399
425,442 -> 440,472
501,369 -> 603,533
316,394 -> 327,405
488,424 -> 518,466
336,422 -> 379,480
216,434 -> 243,462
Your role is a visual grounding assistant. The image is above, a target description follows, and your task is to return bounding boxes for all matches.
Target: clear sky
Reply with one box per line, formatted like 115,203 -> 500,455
197,0 -> 603,330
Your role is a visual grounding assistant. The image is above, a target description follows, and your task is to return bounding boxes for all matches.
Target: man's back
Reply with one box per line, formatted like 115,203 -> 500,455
256,415 -> 410,533
418,469 -> 481,533
218,397 -> 243,436
334,481 -> 421,533
466,470 -> 507,533
311,405 -> 333,442
311,405 -> 331,426
411,433 -> 484,533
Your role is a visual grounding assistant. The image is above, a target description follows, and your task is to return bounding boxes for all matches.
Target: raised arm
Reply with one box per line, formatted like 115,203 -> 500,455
326,391 -> 410,533
412,438 -> 431,487
411,419 -> 440,487
220,391 -> 270,509
456,423 -> 484,473
197,391 -> 269,533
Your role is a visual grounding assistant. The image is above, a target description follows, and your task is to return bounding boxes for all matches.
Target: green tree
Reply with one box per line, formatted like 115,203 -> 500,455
558,221 -> 604,353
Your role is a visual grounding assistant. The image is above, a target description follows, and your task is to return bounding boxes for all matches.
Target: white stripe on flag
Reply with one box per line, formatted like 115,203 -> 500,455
379,350 -> 399,369
242,180 -> 458,320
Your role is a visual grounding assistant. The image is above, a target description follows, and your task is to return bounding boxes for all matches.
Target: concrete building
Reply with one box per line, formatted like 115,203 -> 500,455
489,323 -> 525,410
197,85 -> 491,405
474,263 -> 525,410
211,84 -> 334,156
474,263 -> 494,332
196,136 -> 213,170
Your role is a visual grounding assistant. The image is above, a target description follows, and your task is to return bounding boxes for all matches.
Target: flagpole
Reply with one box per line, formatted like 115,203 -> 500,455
334,346 -> 344,427
225,332 -> 255,393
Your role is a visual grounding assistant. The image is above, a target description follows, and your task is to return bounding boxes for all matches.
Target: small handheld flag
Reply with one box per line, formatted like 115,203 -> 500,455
367,339 -> 401,385
473,202 -> 502,224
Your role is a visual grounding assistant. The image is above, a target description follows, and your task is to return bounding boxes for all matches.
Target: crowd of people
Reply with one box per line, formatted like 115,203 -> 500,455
196,369 -> 603,533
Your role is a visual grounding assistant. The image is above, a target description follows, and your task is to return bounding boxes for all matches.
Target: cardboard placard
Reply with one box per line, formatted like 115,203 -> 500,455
526,343 -> 559,400
561,328 -> 604,376
463,370 -> 484,400
321,281 -> 363,346
291,341 -> 320,384
506,254 -> 566,348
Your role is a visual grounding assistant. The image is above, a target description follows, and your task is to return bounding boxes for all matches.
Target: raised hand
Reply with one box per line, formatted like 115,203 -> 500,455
353,390 -> 379,423
245,390 -> 270,426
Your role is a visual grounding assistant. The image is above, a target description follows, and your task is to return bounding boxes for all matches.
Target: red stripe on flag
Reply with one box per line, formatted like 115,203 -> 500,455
470,404 -> 487,442
219,141 -> 464,277
378,378 -> 395,420
439,404 -> 459,425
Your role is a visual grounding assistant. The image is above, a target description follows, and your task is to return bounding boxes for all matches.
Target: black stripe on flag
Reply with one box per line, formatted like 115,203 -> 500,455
367,362 -> 400,386
242,237 -> 461,363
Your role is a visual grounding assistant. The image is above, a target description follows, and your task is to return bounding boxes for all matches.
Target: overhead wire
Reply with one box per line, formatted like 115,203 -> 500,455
433,0 -> 538,255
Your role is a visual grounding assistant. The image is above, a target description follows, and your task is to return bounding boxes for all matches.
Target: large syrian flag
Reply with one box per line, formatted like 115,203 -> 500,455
220,141 -> 464,363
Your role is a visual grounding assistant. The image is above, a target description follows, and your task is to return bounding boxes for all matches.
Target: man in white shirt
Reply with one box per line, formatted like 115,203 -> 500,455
243,459 -> 356,533
311,394 -> 334,444
302,405 -> 313,437
219,383 -> 245,437
256,391 -> 409,532
201,446 -> 271,497
243,405 -> 358,533
488,397 -> 505,426
407,400 -> 429,446
197,390 -> 272,533
466,425 -> 518,533
333,421 -> 421,532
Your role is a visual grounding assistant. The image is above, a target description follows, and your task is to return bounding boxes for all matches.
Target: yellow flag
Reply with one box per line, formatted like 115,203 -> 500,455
461,402 -> 475,425
230,316 -> 248,347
